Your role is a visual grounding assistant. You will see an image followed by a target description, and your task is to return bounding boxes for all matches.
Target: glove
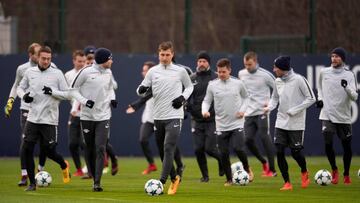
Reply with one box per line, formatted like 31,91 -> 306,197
4,97 -> 15,118
110,100 -> 118,108
42,86 -> 52,95
315,100 -> 323,108
138,85 -> 150,94
341,79 -> 348,88
86,100 -> 95,109
23,92 -> 34,103
172,95 -> 185,109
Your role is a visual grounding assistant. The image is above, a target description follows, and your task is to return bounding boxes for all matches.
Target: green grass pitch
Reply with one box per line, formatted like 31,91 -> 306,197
0,156 -> 359,203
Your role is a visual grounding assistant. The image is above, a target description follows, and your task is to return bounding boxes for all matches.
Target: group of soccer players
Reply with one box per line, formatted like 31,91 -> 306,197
4,40 -> 357,193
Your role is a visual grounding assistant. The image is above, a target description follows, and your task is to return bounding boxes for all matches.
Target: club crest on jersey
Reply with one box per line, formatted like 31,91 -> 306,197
83,129 -> 90,133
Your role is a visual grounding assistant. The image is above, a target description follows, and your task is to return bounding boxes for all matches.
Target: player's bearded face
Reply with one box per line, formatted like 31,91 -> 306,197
38,52 -> 51,69
159,49 -> 174,65
197,59 -> 209,71
331,54 -> 343,68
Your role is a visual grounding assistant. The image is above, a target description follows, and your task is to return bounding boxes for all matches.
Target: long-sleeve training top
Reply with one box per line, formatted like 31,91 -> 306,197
268,69 -> 315,130
202,76 -> 249,131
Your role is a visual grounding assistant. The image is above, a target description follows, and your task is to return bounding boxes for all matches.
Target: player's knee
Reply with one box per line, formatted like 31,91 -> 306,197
140,140 -> 149,146
245,137 -> 254,146
164,143 -> 175,154
69,143 -> 78,151
234,149 -> 246,156
276,144 -> 285,155
22,141 -> 35,153
194,147 -> 205,155
290,148 -> 302,157
96,145 -> 106,155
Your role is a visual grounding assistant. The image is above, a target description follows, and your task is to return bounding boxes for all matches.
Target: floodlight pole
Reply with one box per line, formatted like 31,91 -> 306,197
309,0 -> 317,53
184,0 -> 192,53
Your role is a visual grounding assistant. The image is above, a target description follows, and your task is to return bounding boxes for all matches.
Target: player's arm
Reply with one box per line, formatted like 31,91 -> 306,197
137,69 -> 152,96
180,69 -> 194,100
201,83 -> 213,118
16,71 -> 29,99
48,72 -> 71,100
238,81 -> 249,114
111,72 -> 118,90
266,81 -> 279,113
286,77 -> 316,116
343,72 -> 358,101
4,67 -> 22,117
129,90 -> 153,111
69,69 -> 91,106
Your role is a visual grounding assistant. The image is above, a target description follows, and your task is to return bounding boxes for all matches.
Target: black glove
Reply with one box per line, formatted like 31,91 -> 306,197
138,85 -> 150,94
86,100 -> 95,109
42,86 -> 52,95
315,100 -> 323,108
23,92 -> 33,103
110,100 -> 118,108
341,79 -> 348,88
172,95 -> 185,109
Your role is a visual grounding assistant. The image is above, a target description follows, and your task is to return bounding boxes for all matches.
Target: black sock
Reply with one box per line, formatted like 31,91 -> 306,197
341,139 -> 352,176
276,145 -> 289,183
325,142 -> 338,171
291,149 -> 307,173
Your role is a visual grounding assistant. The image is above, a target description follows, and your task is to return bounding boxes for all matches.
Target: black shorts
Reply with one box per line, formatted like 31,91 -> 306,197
20,109 -> 29,133
274,128 -> 304,149
23,121 -> 58,147
321,120 -> 352,143
244,114 -> 269,140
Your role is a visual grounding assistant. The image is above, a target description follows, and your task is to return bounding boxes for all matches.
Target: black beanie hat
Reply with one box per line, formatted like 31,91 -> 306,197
197,51 -> 211,64
274,56 -> 291,71
83,45 -> 96,56
331,47 -> 346,62
95,48 -> 112,64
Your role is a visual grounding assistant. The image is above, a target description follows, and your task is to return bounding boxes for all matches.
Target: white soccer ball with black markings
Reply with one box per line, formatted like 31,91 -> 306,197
144,179 -> 163,196
231,161 -> 244,175
357,169 -> 360,178
35,171 -> 52,187
314,169 -> 332,186
232,170 -> 249,186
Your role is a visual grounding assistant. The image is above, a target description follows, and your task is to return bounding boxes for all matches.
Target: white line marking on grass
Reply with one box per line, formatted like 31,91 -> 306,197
86,197 -> 122,202
26,193 -> 51,196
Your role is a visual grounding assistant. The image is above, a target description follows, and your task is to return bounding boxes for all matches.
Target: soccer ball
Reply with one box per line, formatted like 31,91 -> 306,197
231,161 -> 244,175
314,169 -> 332,186
358,169 -> 360,178
232,170 -> 249,186
35,171 -> 52,187
144,179 -> 163,196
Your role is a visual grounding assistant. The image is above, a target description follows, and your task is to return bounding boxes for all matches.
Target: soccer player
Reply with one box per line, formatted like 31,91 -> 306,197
187,51 -> 224,182
126,61 -> 158,175
4,43 -> 48,186
81,46 -> 119,177
71,48 -> 117,191
65,50 -> 86,177
238,51 -> 277,177
316,47 -> 358,184
202,58 -> 253,186
17,46 -> 71,191
264,56 -> 315,190
137,41 -> 193,195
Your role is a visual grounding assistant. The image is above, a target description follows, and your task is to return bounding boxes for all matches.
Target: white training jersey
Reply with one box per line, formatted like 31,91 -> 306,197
317,65 -> 358,124
17,65 -> 68,125
202,76 -> 249,131
137,63 -> 193,120
70,64 -> 115,121
238,66 -> 275,117
268,69 -> 315,130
